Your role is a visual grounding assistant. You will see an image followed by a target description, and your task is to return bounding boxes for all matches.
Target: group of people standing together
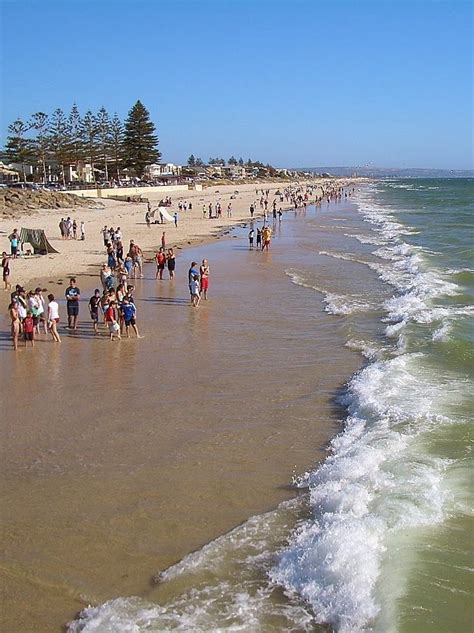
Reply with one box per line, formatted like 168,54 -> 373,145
187,259 -> 210,307
59,217 -> 85,240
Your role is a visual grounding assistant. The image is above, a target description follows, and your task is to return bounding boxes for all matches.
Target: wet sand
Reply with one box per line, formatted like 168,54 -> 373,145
0,203 -> 362,632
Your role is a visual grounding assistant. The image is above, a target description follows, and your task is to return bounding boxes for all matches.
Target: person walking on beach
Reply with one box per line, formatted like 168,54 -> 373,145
167,248 -> 176,279
9,302 -> 20,351
80,221 -> 85,240
155,247 -> 167,280
174,211 -> 178,228
47,294 -> 61,342
256,227 -> 262,249
2,252 -> 11,291
248,229 -> 254,249
161,231 -> 166,249
65,277 -> 80,329
250,203 -> 255,218
89,289 -> 101,334
200,259 -> 210,300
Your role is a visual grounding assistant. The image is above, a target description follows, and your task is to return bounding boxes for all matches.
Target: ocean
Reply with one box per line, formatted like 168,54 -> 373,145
64,179 -> 473,632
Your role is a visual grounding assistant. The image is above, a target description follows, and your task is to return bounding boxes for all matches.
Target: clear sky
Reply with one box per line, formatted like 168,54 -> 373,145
0,0 -> 472,169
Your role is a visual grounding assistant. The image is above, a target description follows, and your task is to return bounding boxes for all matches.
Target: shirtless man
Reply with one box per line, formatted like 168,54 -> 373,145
9,302 -> 20,351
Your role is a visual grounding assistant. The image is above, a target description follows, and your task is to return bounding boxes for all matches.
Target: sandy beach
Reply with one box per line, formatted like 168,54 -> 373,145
0,180 -> 357,308
0,181 -> 364,631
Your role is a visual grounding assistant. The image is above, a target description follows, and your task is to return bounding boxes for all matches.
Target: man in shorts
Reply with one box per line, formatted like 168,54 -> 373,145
121,297 -> 142,338
65,277 -> 80,329
89,288 -> 101,334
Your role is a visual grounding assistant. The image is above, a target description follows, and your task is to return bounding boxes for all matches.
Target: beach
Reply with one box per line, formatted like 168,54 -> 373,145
0,180 -> 345,307
1,181 -> 362,631
3,178 -> 470,632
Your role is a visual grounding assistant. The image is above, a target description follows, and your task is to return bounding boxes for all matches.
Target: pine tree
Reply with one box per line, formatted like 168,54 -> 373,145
49,108 -> 71,185
228,156 -> 237,165
68,103 -> 84,173
4,119 -> 33,182
80,111 -> 100,182
109,113 -> 124,182
96,106 -> 111,181
238,157 -> 244,166
188,154 -> 196,167
122,100 -> 160,178
30,112 -> 50,183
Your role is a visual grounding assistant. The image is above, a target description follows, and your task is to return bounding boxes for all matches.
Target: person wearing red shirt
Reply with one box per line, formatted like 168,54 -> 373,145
23,311 -> 35,347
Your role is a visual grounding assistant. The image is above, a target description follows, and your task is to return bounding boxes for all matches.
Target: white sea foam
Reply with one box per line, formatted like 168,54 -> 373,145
271,354 -> 457,633
344,232 -> 386,246
69,498 -> 316,632
317,249 -> 370,266
286,269 -> 376,316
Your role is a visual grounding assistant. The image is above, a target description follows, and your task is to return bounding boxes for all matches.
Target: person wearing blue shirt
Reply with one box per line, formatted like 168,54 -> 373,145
121,298 -> 142,338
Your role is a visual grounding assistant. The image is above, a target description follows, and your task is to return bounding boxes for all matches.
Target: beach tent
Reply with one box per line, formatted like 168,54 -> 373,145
19,227 -> 59,255
149,206 -> 175,222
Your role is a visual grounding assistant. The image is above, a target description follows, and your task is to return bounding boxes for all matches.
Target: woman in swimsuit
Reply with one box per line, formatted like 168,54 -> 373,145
9,302 -> 20,351
200,259 -> 210,300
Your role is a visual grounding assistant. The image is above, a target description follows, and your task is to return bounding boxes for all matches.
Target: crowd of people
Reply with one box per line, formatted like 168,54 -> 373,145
6,221 -> 213,349
59,217 -> 85,240
4,182 -> 354,351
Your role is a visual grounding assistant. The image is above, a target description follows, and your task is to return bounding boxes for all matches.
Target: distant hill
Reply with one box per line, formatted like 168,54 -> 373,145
293,166 -> 474,179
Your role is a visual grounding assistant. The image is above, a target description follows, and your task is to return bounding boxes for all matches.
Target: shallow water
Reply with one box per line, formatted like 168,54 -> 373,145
0,198 -> 362,632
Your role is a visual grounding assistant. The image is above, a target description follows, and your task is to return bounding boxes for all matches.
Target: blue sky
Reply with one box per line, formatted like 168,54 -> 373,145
0,0 -> 472,169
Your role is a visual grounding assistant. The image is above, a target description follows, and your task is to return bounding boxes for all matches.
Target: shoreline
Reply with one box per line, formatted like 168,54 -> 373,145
0,178 -> 363,315
0,186 -> 365,632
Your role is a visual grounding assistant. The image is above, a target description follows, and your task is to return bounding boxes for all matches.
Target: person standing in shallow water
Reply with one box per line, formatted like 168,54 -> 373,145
47,294 -> 61,342
65,278 -> 80,329
167,248 -> 176,279
9,302 -> 20,351
188,261 -> 199,302
200,259 -> 210,300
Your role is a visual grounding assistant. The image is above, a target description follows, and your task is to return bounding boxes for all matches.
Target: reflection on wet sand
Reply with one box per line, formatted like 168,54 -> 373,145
0,204 -> 363,632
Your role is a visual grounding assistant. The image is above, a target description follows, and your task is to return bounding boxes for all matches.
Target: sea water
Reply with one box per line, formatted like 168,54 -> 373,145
69,179 -> 473,632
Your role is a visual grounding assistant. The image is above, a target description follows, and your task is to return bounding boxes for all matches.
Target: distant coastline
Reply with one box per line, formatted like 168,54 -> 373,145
292,166 -> 474,178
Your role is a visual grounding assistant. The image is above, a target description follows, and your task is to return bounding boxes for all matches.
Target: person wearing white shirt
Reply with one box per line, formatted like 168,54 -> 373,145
47,294 -> 61,342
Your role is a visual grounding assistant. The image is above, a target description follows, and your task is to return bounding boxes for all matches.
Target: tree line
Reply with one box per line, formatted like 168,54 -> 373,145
187,155 -> 267,168
2,100 -> 160,184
